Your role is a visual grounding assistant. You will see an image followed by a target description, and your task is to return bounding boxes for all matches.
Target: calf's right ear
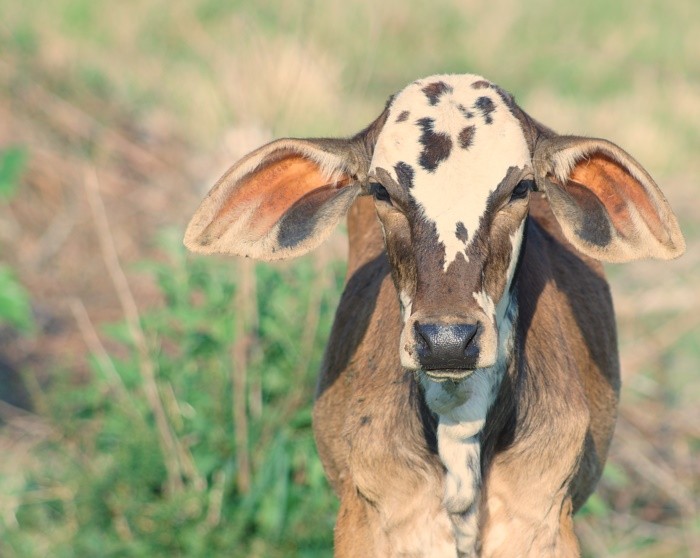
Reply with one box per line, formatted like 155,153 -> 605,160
184,138 -> 366,261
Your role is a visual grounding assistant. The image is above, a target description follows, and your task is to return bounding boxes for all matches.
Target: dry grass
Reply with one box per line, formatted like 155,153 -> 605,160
0,0 -> 697,555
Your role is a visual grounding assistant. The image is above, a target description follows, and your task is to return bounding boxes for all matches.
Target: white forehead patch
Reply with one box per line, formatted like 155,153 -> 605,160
370,74 -> 530,271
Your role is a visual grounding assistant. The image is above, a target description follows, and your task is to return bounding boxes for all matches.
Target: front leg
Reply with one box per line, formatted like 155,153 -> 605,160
480,476 -> 580,557
479,415 -> 589,557
334,483 -> 383,558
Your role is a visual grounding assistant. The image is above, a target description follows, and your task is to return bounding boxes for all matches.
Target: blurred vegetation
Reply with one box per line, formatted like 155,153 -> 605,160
0,147 -> 34,334
2,232 -> 343,556
0,0 -> 697,556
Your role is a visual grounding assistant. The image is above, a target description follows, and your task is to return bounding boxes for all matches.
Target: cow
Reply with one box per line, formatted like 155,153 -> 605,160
184,74 -> 685,557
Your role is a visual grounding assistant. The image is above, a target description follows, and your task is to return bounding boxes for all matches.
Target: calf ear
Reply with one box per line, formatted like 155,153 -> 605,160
184,138 -> 364,260
533,136 -> 685,262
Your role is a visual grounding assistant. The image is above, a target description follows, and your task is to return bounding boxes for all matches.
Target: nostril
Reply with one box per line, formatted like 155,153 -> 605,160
460,324 -> 480,363
455,323 -> 478,351
414,321 -> 434,357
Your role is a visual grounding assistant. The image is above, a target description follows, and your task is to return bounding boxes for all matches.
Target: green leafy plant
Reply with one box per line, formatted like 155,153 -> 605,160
1,231 -> 343,557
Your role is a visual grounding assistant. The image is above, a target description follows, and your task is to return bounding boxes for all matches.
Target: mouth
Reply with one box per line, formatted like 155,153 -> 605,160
421,368 -> 476,382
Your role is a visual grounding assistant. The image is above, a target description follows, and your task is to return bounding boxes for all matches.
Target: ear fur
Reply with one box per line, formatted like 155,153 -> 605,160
184,138 -> 367,260
533,136 -> 685,262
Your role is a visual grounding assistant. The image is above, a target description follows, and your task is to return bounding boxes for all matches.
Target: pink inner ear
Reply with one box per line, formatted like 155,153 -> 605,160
210,154 -> 351,239
568,153 -> 665,240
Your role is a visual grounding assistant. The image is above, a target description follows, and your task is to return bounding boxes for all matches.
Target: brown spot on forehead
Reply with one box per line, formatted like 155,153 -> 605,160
422,81 -> 453,105
458,126 -> 476,149
416,117 -> 453,172
475,96 -> 496,124
396,110 -> 410,123
457,104 -> 474,119
456,222 -> 469,243
472,80 -> 491,89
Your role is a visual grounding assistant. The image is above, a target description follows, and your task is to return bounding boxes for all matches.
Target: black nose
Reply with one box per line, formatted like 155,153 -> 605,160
414,322 -> 480,370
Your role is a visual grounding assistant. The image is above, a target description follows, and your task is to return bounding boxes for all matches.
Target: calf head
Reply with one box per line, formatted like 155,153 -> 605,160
185,74 -> 685,381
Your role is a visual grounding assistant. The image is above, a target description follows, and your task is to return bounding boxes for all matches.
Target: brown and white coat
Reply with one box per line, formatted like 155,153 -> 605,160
185,74 -> 685,557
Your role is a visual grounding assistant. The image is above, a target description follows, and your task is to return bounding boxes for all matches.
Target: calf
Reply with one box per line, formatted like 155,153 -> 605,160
184,74 -> 685,557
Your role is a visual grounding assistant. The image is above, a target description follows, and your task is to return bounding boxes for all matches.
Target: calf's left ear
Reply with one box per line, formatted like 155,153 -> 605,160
533,136 -> 685,262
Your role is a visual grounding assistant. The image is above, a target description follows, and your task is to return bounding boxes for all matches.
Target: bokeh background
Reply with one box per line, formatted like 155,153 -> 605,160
0,1 -> 698,556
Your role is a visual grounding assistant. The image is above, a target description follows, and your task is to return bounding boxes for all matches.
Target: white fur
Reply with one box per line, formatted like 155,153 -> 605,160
472,290 -> 495,321
399,290 -> 413,322
370,74 -> 530,271
506,221 -> 526,287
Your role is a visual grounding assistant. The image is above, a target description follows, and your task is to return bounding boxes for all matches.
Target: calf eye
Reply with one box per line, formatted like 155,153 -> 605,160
371,182 -> 392,202
511,179 -> 534,201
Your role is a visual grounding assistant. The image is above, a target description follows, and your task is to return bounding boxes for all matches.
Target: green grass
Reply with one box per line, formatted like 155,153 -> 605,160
1,234 -> 344,556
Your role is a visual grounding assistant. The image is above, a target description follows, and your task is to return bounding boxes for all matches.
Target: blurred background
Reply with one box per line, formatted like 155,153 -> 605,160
0,0 -> 697,556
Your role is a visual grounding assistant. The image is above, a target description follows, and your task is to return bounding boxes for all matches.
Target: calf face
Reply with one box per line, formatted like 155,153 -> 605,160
369,77 -> 533,379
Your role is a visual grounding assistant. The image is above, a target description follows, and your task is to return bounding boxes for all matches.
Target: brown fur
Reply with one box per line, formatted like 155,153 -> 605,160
315,192 -> 619,556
